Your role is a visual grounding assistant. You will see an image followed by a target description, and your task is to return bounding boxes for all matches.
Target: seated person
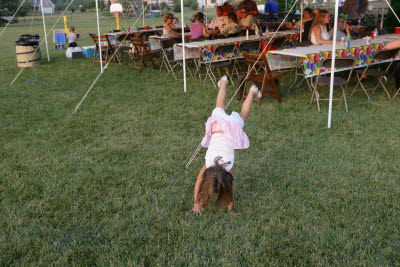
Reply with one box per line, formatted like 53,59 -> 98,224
385,38 -> 400,93
239,7 -> 256,30
295,7 -> 313,41
329,16 -> 350,41
342,0 -> 366,25
264,0 -> 279,22
237,0 -> 258,16
212,13 -> 241,37
190,12 -> 211,40
222,2 -> 235,16
309,10 -> 339,45
163,13 -> 180,37
209,6 -> 228,30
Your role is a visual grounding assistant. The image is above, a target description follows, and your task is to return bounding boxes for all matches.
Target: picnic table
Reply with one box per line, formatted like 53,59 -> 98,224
106,29 -> 164,46
269,34 -> 400,78
173,31 -> 298,64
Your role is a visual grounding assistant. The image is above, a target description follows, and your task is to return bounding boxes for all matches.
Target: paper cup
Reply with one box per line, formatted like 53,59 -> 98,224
396,27 -> 400,35
145,26 -> 149,30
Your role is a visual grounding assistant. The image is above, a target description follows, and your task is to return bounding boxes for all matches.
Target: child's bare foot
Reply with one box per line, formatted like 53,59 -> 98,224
217,74 -> 230,89
250,83 -> 262,99
191,204 -> 202,216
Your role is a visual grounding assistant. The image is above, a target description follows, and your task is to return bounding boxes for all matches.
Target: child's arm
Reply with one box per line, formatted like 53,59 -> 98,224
386,39 -> 400,50
191,164 -> 206,215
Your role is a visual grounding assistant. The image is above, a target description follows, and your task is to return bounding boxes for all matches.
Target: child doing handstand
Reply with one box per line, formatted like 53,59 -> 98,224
191,75 -> 262,216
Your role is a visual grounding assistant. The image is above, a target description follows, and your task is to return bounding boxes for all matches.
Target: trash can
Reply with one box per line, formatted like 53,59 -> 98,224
15,38 -> 41,68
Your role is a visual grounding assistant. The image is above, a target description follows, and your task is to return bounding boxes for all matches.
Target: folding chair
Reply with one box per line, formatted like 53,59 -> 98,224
202,44 -> 236,87
129,37 -> 158,72
232,40 -> 261,79
140,32 -> 153,41
310,57 -> 355,112
90,33 -> 120,64
267,36 -> 287,51
243,52 -> 284,105
351,48 -> 400,100
393,62 -> 400,99
159,38 -> 193,80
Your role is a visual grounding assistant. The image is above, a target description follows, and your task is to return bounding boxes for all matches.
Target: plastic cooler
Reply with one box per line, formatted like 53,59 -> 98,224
82,46 -> 99,58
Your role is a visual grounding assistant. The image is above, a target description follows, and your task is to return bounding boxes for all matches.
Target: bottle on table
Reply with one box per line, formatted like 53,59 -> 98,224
265,26 -> 270,38
374,28 -> 378,39
153,21 -> 156,29
344,34 -> 351,48
255,27 -> 260,38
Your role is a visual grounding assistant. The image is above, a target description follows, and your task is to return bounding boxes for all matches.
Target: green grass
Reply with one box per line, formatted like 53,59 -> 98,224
1,12 -> 400,265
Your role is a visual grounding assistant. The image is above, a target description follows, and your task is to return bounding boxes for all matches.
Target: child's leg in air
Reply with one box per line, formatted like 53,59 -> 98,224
216,75 -> 229,109
191,164 -> 206,216
240,84 -> 260,122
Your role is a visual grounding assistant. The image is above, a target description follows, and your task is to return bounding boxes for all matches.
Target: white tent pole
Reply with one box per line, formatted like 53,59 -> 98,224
285,0 -> 287,13
205,1 -> 208,28
327,0 -> 340,129
385,0 -> 400,23
40,0 -> 50,62
181,0 -> 187,92
142,0 -> 145,27
300,0 -> 303,42
95,0 -> 103,72
380,0 -> 385,30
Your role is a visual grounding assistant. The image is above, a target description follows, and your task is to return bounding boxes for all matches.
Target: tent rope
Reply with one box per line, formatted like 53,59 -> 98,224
10,0 -> 75,86
385,0 -> 400,23
184,0 -> 300,169
0,0 -> 27,39
74,4 -> 150,113
29,9 -> 36,33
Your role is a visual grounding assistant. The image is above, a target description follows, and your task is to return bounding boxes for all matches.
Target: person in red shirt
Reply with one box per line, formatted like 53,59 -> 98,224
236,0 -> 258,17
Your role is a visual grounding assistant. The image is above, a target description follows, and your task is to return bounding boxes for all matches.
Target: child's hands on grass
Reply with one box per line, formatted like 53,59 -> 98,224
191,204 -> 202,216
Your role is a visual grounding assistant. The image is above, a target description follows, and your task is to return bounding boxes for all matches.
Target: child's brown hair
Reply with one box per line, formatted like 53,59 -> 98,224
196,157 -> 234,209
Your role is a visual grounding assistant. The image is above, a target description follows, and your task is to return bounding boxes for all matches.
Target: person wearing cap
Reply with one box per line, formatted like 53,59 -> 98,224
237,0 -> 258,17
329,16 -> 350,41
209,6 -> 229,30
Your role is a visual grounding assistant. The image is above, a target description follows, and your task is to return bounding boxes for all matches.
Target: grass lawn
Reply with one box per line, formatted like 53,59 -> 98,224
1,11 -> 400,265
